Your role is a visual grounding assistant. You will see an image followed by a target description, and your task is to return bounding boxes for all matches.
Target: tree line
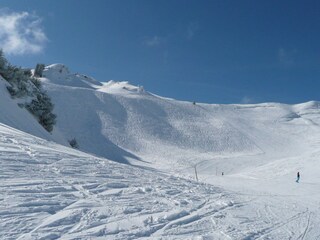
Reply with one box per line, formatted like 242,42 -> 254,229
0,50 -> 56,132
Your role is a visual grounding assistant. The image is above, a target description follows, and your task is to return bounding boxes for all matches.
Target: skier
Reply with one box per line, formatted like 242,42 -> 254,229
296,171 -> 300,183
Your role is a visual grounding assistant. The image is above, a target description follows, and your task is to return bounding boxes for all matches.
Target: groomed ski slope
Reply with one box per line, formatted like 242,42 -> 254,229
2,123 -> 320,239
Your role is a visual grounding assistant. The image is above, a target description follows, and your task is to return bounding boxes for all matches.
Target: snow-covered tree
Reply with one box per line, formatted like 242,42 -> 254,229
0,51 -> 57,132
0,49 -> 7,76
25,92 -> 57,132
68,138 -> 79,149
34,63 -> 45,77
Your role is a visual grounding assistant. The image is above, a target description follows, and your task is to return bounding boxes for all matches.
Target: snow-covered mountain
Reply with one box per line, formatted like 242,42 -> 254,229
40,64 -> 320,177
2,63 -> 320,239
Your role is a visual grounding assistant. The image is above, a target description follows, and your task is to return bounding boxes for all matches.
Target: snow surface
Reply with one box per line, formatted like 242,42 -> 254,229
2,123 -> 320,239
1,63 -> 320,239
0,123 -> 242,239
39,65 -> 320,175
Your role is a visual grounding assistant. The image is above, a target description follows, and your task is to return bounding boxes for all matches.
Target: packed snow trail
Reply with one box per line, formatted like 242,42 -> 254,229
2,124 -> 320,239
0,123 -> 245,239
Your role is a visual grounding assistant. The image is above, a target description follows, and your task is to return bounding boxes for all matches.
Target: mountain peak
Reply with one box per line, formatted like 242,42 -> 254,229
41,63 -> 101,89
43,63 -> 70,77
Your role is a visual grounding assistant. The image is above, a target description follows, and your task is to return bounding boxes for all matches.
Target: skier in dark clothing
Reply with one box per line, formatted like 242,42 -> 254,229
296,172 -> 300,183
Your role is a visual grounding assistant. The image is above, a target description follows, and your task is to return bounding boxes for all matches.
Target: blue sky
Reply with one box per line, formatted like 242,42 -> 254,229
1,0 -> 319,104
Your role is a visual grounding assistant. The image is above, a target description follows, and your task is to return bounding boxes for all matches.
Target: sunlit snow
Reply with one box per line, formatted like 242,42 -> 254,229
1,65 -> 320,239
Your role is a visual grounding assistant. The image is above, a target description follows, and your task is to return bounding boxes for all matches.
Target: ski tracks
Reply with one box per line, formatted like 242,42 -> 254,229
3,125 -> 320,239
228,197 -> 317,240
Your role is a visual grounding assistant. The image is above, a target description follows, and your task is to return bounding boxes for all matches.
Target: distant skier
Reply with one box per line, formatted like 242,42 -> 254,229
296,171 -> 300,183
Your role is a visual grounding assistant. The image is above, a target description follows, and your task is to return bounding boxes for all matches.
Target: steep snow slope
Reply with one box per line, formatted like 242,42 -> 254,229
1,122 -> 320,239
40,64 -> 320,177
0,77 -> 52,139
41,65 -> 263,166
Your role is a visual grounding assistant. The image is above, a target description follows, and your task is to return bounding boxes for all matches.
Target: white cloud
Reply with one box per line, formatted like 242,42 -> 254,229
0,9 -> 47,55
143,36 -> 163,47
241,96 -> 254,104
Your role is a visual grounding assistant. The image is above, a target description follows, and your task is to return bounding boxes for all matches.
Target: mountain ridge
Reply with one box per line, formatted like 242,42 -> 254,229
2,63 -> 320,176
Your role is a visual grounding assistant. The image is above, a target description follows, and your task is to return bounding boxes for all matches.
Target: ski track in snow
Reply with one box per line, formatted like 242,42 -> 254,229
0,124 -> 233,239
2,124 -> 320,239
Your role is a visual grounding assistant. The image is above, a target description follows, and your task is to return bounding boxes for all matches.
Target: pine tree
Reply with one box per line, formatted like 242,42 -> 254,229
0,49 -> 7,78
25,93 -> 57,132
0,50 -> 57,132
69,138 -> 79,149
34,63 -> 45,77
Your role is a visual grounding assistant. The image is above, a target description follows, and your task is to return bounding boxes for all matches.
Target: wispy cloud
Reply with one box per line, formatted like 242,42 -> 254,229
143,36 -> 165,47
0,9 -> 47,55
240,96 -> 254,104
278,48 -> 296,67
187,22 -> 199,40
